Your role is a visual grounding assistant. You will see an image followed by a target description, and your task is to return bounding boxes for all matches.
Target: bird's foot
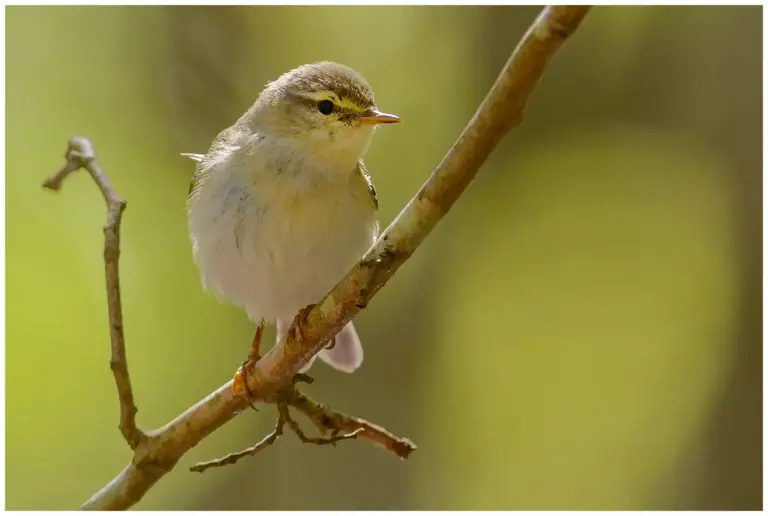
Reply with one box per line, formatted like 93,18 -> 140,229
289,303 -> 316,343
232,320 -> 265,411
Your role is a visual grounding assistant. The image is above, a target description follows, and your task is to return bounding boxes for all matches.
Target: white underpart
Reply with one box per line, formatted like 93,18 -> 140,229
187,125 -> 377,371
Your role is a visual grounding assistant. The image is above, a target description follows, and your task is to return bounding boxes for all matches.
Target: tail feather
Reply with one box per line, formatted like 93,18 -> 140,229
277,319 -> 363,374
318,323 -> 364,373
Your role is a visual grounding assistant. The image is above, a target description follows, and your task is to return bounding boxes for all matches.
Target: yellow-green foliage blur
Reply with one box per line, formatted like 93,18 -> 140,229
6,5 -> 761,510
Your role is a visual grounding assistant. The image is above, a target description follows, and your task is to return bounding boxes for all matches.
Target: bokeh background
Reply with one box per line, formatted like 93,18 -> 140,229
5,5 -> 762,510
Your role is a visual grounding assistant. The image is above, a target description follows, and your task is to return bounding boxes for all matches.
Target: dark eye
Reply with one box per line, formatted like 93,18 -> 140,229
317,100 -> 334,115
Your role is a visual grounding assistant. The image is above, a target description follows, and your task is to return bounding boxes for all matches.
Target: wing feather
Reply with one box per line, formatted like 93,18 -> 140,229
357,161 -> 378,210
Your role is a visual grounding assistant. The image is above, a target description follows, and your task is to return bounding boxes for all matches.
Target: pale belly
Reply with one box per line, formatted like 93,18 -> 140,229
189,173 -> 377,322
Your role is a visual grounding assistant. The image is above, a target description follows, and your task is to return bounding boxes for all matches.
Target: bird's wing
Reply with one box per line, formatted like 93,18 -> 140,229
188,165 -> 208,198
185,126 -> 244,198
184,153 -> 209,197
357,161 -> 378,211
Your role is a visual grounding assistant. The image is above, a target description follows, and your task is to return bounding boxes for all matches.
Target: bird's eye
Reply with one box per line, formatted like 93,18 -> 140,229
317,100 -> 334,115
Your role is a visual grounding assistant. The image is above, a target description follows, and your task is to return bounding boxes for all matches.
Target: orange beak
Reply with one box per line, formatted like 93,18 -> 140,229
358,108 -> 402,125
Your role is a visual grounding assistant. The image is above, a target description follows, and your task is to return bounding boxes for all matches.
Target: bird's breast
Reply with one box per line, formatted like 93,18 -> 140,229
189,157 -> 378,322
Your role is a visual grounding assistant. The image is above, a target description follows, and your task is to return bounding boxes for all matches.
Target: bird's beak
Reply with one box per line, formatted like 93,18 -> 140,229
358,108 -> 402,125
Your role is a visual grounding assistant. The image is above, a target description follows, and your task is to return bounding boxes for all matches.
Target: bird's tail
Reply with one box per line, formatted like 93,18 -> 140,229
276,319 -> 363,374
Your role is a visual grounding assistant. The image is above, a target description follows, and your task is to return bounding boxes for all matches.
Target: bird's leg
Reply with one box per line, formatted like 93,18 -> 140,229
232,319 -> 265,410
246,320 -> 265,363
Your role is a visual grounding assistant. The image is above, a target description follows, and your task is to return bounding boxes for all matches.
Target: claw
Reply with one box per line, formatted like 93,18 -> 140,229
290,304 -> 316,342
232,320 -> 265,411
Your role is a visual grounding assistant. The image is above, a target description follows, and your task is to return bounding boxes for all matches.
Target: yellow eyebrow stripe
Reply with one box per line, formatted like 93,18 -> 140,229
290,89 -> 369,113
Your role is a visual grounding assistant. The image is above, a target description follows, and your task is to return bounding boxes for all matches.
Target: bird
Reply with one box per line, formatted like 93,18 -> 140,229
184,61 -> 400,399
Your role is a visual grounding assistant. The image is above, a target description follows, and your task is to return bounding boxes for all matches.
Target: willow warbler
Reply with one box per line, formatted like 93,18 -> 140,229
185,62 -> 400,393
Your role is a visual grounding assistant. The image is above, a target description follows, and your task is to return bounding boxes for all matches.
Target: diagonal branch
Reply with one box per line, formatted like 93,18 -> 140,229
43,137 -> 144,450
44,6 -> 590,510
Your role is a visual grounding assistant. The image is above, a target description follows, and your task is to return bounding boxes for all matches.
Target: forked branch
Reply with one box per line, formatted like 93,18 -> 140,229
43,137 -> 143,450
189,386 -> 371,474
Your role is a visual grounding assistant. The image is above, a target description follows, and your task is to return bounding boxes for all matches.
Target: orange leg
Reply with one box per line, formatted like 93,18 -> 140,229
232,319 -> 264,410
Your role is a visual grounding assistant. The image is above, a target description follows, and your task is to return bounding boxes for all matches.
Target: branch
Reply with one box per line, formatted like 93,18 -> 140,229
279,402 -> 364,446
45,6 -> 590,510
189,390 -> 371,474
189,409 -> 286,473
43,137 -> 143,449
288,388 -> 416,458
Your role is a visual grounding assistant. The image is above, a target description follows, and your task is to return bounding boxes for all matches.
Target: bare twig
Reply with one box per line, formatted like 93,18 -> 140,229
190,394 -> 366,473
43,137 -> 144,449
44,6 -> 590,510
189,413 -> 286,473
288,389 -> 416,459
279,400 -> 364,446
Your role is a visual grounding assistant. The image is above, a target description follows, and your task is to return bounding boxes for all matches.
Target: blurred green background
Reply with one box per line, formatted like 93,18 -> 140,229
5,5 -> 762,510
